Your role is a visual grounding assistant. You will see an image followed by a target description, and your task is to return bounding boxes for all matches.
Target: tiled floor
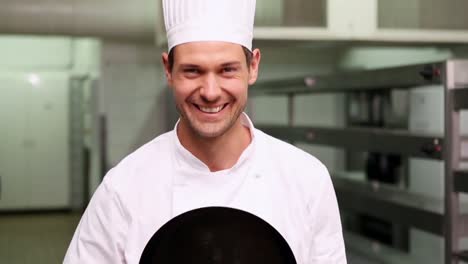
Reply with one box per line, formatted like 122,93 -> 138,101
0,213 -> 81,264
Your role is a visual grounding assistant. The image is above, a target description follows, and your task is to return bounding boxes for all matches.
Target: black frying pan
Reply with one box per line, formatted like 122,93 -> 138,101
139,207 -> 297,264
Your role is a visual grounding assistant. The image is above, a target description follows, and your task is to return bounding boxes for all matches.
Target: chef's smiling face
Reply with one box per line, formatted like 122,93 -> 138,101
162,41 -> 261,139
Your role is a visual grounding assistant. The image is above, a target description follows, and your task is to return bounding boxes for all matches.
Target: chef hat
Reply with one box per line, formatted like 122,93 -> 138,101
162,0 -> 256,52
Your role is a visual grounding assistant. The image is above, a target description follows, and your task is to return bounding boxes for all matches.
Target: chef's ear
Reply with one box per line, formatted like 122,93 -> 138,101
248,48 -> 261,85
162,52 -> 174,87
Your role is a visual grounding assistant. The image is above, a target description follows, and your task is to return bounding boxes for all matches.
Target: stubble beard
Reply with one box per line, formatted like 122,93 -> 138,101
176,101 -> 246,139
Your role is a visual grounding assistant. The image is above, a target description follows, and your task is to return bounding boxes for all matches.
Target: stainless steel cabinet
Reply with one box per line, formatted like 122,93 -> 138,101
379,0 -> 468,31
155,0 -> 468,44
0,73 -> 70,210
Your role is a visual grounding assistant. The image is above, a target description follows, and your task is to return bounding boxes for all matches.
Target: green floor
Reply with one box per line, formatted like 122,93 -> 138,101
0,213 -> 81,264
0,212 -> 382,264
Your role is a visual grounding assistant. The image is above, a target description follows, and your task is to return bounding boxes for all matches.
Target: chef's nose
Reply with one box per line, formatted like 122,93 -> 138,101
199,73 -> 222,102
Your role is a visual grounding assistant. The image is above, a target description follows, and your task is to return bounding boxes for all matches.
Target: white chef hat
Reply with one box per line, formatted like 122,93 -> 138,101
162,0 -> 256,52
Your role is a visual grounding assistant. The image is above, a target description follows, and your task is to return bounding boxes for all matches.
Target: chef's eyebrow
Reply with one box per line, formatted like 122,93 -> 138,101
179,64 -> 201,68
221,61 -> 241,67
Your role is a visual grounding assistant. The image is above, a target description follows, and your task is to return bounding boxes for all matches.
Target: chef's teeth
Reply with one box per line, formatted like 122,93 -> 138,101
200,105 -> 223,113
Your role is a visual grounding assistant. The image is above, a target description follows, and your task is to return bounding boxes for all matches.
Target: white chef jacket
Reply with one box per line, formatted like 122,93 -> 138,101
64,113 -> 346,264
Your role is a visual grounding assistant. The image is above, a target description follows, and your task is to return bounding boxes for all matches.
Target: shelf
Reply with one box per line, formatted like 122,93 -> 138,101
249,59 -> 468,263
254,27 -> 343,42
250,62 -> 443,95
370,30 -> 468,44
333,177 -> 443,236
257,125 -> 443,160
333,177 -> 468,236
252,29 -> 468,45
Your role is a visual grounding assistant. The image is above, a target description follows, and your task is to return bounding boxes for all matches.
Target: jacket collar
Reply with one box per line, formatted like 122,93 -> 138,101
172,112 -> 257,176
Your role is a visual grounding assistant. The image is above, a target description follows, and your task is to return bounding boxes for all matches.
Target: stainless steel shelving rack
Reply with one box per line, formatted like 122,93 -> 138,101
250,60 -> 468,264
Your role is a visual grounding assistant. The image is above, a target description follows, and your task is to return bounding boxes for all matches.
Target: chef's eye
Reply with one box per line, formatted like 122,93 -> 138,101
222,67 -> 238,75
184,68 -> 200,74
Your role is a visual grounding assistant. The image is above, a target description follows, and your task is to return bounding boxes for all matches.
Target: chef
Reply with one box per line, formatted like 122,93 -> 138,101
64,0 -> 346,263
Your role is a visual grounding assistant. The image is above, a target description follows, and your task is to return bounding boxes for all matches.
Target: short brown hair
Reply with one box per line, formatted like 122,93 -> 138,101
168,46 -> 253,71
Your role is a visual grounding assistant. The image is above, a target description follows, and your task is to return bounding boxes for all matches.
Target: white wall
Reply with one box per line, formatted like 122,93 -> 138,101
0,37 -> 70,209
0,36 -> 73,70
100,41 -> 168,167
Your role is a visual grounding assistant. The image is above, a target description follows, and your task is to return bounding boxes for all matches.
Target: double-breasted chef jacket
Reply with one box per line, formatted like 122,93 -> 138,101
64,113 -> 346,264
